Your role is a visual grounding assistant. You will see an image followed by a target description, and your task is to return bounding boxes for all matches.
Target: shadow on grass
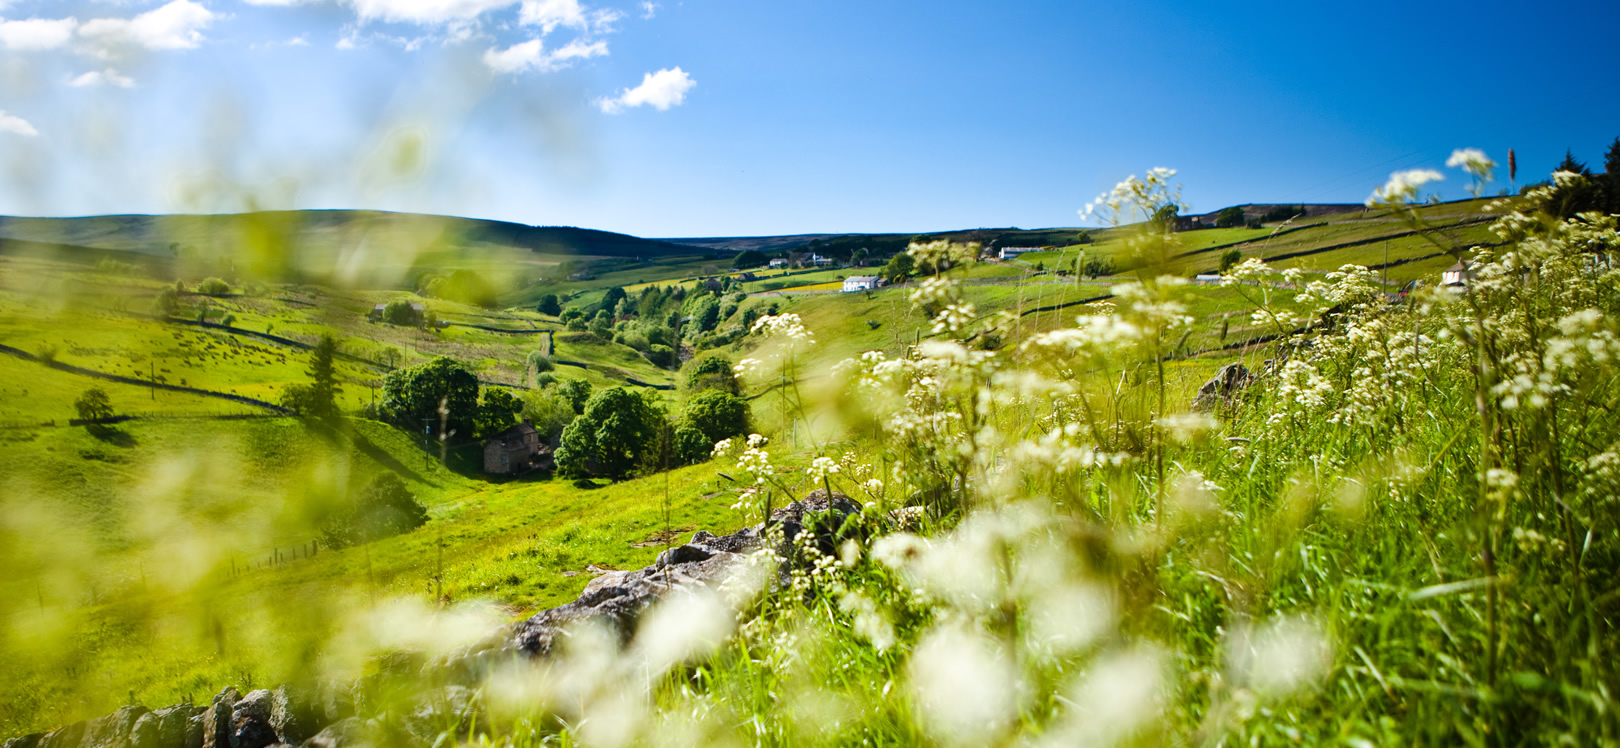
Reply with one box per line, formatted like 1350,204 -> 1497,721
87,425 -> 137,447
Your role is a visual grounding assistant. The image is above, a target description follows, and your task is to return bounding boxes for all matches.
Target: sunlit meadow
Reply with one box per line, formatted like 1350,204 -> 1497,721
0,7 -> 1616,742
3,134 -> 1618,747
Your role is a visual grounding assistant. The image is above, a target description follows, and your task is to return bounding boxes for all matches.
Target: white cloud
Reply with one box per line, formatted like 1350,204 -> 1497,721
0,110 -> 37,136
483,36 -> 605,74
0,17 -> 79,50
242,0 -> 309,5
79,0 -> 216,51
639,1 -> 658,19
287,35 -> 309,46
518,0 -> 620,34
70,68 -> 135,88
518,0 -> 583,32
349,0 -> 517,25
598,67 -> 694,114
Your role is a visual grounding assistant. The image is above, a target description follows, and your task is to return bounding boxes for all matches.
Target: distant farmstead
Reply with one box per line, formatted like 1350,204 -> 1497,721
998,247 -> 1042,260
483,422 -> 550,475
841,275 -> 884,293
370,302 -> 426,325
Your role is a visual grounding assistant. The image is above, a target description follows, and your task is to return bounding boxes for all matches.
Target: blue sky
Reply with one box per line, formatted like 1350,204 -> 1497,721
0,0 -> 1616,237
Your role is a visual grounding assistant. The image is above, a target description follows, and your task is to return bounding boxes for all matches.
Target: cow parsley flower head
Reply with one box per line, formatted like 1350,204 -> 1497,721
1367,169 -> 1445,206
750,313 -> 815,344
732,357 -> 762,378
1446,148 -> 1495,179
806,456 -> 841,483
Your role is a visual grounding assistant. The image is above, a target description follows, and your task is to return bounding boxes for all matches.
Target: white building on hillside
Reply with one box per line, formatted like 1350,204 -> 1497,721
768,258 -> 789,269
998,247 -> 1042,260
1442,261 -> 1471,287
842,275 -> 883,293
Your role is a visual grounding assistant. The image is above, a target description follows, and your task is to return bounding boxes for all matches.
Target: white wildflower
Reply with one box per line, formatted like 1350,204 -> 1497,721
1367,168 -> 1444,206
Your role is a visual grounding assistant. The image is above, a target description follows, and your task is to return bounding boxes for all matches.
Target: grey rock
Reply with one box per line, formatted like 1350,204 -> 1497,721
79,705 -> 147,748
3,733 -> 44,748
1191,363 -> 1255,411
268,687 -> 320,746
511,489 -> 860,656
230,689 -> 278,748
132,704 -> 199,748
200,688 -> 240,748
37,721 -> 85,748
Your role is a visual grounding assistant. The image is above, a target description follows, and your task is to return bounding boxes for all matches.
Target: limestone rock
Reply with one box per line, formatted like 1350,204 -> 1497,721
1191,363 -> 1255,411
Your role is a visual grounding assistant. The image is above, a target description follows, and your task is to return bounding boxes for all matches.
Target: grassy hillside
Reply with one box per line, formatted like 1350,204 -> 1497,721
5,191 -> 1574,744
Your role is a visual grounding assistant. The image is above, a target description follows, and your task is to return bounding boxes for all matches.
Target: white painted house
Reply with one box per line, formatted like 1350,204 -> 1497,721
842,275 -> 884,293
768,258 -> 789,269
1442,261 -> 1471,287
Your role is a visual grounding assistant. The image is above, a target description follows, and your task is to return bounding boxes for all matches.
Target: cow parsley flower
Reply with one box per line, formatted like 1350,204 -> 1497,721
1367,168 -> 1444,206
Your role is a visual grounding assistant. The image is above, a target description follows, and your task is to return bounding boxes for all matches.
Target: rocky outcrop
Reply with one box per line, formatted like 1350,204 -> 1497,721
1191,362 -> 1256,411
4,491 -> 863,748
510,489 -> 859,656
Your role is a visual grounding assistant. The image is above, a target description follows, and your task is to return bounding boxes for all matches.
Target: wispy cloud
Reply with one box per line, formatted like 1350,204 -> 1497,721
598,67 -> 694,114
69,69 -> 135,88
639,1 -> 658,19
483,36 -> 606,74
0,110 -> 38,136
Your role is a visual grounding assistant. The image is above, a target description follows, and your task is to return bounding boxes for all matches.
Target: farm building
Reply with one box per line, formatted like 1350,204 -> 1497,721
483,422 -> 549,475
842,275 -> 884,293
369,302 -> 425,325
768,258 -> 789,269
997,247 -> 1042,260
1442,261 -> 1471,287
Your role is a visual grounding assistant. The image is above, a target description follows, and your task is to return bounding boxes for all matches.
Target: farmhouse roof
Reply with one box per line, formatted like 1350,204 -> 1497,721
488,422 -> 537,448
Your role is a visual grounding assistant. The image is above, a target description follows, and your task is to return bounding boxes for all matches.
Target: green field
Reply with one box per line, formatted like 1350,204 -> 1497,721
8,194 -> 1600,744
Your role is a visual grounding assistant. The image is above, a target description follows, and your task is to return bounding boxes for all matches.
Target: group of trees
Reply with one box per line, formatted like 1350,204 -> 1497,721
553,353 -> 748,481
539,279 -> 772,366
378,356 -> 524,441
1541,139 -> 1620,218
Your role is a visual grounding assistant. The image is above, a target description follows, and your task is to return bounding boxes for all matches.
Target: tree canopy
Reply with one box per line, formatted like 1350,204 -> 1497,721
537,293 -> 562,316
74,388 -> 113,422
381,356 -> 480,437
684,354 -> 740,395
555,387 -> 663,480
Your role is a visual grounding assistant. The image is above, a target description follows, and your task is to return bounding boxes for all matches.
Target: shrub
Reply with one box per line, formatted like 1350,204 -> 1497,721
684,354 -> 740,394
1219,248 -> 1243,273
646,344 -> 676,369
680,390 -> 748,445
196,277 -> 231,296
321,473 -> 428,549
